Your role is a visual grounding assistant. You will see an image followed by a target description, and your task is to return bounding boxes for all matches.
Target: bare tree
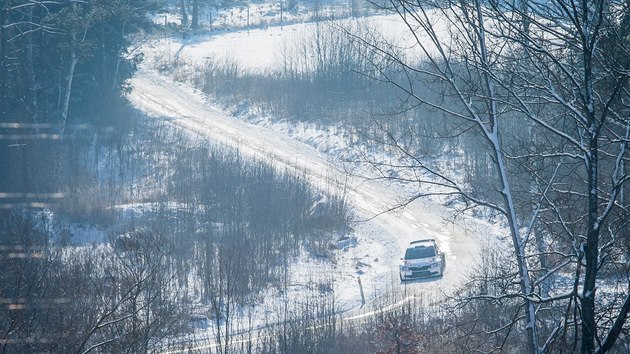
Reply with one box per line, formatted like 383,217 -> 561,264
57,2 -> 96,136
203,226 -> 248,354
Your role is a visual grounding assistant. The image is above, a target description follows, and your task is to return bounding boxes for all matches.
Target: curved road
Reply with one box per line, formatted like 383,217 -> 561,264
129,69 -> 483,349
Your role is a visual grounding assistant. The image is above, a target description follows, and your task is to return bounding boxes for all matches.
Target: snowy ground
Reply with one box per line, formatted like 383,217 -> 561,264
142,12 -> 448,74
128,11 -> 505,347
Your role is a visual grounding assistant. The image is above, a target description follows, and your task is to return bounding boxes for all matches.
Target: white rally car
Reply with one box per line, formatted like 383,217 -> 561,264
399,239 -> 445,281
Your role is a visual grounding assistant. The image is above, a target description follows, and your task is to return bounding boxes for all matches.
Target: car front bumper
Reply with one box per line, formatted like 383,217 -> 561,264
400,263 -> 442,279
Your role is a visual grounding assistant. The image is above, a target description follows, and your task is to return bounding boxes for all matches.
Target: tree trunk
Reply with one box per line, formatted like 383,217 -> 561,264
581,126 -> 599,354
26,6 -> 38,124
494,134 -> 539,354
60,34 -> 78,136
191,0 -> 199,30
180,0 -> 188,27
112,21 -> 127,90
580,12 -> 599,349
474,1 -> 538,350
0,6 -> 7,118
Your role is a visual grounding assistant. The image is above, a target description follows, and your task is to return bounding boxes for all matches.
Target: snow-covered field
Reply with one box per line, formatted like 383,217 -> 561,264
143,12 -> 449,74
129,9 -> 505,345
157,1 -> 377,34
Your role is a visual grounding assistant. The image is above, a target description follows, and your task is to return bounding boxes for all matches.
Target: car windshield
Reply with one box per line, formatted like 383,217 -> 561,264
404,246 -> 436,259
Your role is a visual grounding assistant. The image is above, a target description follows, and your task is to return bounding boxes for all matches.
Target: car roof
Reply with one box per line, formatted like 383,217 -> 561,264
409,239 -> 435,246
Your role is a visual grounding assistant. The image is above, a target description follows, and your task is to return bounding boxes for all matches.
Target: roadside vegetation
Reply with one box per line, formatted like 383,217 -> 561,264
166,243 -> 629,354
1,112 -> 351,352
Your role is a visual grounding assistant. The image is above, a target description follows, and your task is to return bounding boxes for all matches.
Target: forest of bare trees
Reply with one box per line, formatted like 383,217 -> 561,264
1,115 -> 350,352
354,0 -> 630,352
1,1 -> 352,352
2,0 -> 629,353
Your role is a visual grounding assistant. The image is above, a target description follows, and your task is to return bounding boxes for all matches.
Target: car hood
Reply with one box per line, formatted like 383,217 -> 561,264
402,257 -> 439,267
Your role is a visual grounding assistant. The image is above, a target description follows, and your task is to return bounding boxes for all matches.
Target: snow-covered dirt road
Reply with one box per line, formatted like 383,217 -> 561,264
129,69 -> 486,313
